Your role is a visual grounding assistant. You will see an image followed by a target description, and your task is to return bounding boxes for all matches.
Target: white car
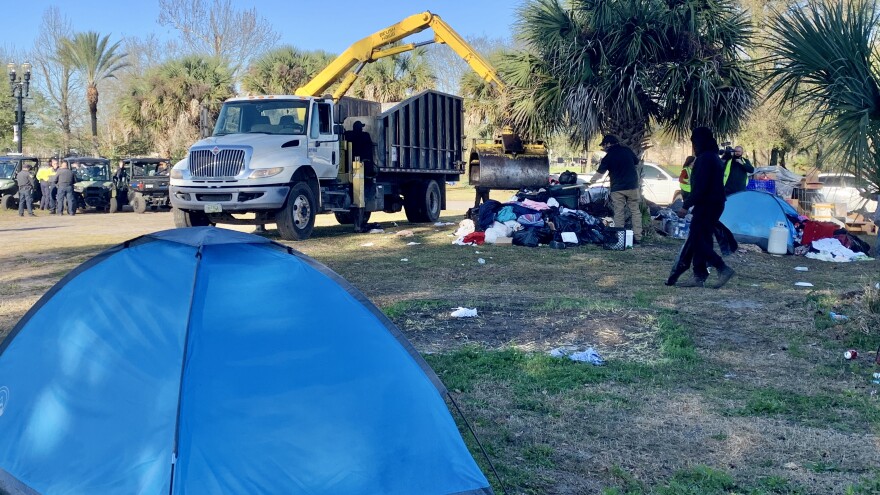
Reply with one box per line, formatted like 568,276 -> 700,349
592,162 -> 681,205
817,173 -> 877,213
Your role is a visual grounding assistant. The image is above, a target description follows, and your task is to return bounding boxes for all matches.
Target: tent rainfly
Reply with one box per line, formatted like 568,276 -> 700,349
0,227 -> 492,495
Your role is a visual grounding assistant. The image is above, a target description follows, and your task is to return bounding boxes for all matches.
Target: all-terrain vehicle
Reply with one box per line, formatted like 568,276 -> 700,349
0,155 -> 41,210
65,157 -> 127,213
124,157 -> 171,213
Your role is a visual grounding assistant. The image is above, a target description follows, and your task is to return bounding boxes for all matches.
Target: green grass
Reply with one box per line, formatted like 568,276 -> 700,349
604,465 -> 808,495
722,386 -> 880,433
381,299 -> 448,318
537,296 -> 623,312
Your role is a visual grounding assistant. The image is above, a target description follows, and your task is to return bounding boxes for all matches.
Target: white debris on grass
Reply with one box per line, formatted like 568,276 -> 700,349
406,242 -> 421,246
400,258 -> 409,262
549,346 -> 604,365
369,228 -> 384,234
396,230 -> 414,237
454,219 -> 475,238
477,258 -> 486,264
434,221 -> 455,226
360,242 -> 375,247
794,266 -> 808,271
450,307 -> 478,318
794,282 -> 814,287
806,238 -> 873,262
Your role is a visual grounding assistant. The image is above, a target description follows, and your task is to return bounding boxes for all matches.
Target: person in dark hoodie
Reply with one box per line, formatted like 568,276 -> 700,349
675,127 -> 735,288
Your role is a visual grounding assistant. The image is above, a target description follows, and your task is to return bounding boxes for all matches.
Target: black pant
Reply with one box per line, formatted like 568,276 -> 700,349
690,205 -> 728,280
474,186 -> 491,208
56,186 -> 75,215
18,188 -> 33,215
39,181 -> 50,209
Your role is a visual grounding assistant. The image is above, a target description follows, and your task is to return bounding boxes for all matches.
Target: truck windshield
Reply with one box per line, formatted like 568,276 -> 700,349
213,100 -> 309,136
0,161 -> 15,179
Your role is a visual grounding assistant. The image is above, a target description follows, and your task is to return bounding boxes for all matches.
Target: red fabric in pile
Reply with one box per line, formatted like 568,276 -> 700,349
462,232 -> 486,245
801,221 -> 839,245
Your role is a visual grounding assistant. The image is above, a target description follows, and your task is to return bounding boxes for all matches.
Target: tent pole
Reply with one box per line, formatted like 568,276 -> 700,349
448,392 -> 509,495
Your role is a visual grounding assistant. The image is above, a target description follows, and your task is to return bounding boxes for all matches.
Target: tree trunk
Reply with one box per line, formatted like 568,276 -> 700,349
87,84 -> 99,152
770,148 -> 779,167
779,149 -> 787,169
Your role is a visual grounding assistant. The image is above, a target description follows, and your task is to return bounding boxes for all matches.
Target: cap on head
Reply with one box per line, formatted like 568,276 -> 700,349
599,134 -> 619,147
353,121 -> 364,130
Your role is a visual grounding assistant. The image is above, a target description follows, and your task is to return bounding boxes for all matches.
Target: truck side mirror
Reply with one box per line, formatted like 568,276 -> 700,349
334,123 -> 344,135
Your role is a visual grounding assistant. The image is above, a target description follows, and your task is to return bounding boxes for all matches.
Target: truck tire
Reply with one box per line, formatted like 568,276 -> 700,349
334,210 -> 371,225
132,195 -> 147,214
109,197 -> 119,213
1,194 -> 15,210
277,182 -> 316,241
404,180 -> 441,223
173,207 -> 211,227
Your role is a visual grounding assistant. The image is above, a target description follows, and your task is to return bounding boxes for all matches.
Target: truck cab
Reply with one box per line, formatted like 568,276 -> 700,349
171,91 -> 463,240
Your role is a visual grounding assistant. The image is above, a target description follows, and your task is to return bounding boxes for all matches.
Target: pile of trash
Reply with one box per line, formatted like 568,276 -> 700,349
454,196 -> 617,249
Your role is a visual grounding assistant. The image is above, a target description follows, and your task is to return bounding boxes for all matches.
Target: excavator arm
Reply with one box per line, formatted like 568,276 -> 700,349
295,11 -> 504,100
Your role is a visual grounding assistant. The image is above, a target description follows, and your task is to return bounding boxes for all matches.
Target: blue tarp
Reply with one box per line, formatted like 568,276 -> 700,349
720,190 -> 799,253
0,228 -> 492,495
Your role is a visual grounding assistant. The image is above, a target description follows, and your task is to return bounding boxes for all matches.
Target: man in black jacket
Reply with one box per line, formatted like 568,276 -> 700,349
16,164 -> 35,217
55,162 -> 77,216
676,127 -> 735,288
723,145 -> 754,196
590,135 -> 642,242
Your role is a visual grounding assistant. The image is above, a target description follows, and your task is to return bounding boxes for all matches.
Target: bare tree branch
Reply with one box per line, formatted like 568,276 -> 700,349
158,0 -> 280,75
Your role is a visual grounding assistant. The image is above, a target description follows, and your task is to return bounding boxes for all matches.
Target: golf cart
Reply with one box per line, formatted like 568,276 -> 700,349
0,155 -> 41,210
65,157 -> 127,213
124,157 -> 171,213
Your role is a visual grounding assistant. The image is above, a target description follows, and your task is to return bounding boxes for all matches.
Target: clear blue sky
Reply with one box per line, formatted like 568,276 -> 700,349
1,0 -> 521,56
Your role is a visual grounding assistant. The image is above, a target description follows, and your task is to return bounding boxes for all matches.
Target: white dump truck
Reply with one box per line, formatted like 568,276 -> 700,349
169,11 -> 548,240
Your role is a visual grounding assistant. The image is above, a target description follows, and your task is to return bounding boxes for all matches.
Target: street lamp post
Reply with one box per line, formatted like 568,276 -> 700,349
7,62 -> 31,154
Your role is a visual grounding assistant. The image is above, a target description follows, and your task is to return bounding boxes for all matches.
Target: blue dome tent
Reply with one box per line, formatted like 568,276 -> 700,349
0,228 -> 492,495
720,190 -> 799,253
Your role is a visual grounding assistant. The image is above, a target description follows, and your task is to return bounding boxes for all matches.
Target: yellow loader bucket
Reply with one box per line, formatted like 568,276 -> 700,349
468,130 -> 549,189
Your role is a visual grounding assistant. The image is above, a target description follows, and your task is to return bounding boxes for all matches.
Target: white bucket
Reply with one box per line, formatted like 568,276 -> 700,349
767,221 -> 788,255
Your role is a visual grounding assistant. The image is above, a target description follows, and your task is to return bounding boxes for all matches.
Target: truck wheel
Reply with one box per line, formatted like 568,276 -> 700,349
109,197 -> 119,213
277,182 -> 316,241
404,180 -> 441,223
1,194 -> 15,210
173,207 -> 211,227
132,196 -> 147,214
334,210 -> 371,225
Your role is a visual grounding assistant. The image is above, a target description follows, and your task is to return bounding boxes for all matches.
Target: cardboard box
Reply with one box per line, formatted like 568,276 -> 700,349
812,203 -> 835,218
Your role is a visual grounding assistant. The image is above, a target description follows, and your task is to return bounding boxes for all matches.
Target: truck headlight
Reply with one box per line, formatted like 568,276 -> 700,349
170,169 -> 184,179
249,167 -> 284,179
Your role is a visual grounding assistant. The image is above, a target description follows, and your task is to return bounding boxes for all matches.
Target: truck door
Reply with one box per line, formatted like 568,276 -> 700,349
308,101 -> 338,178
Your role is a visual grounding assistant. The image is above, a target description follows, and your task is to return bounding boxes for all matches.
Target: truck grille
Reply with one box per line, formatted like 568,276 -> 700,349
189,149 -> 246,179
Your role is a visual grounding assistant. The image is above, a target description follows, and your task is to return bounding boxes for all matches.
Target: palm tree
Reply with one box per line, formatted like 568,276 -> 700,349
351,49 -> 436,103
502,0 -> 758,158
241,47 -> 335,95
62,31 -> 128,150
120,56 -> 234,158
765,0 -> 880,193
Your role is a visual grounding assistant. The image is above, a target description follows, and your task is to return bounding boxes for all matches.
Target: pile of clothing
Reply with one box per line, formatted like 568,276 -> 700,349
454,198 -> 612,248
794,220 -> 873,261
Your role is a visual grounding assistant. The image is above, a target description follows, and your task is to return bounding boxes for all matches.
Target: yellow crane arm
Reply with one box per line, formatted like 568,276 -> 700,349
294,11 -> 505,100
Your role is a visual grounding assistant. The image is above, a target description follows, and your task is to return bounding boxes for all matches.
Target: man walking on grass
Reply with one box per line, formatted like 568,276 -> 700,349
675,127 -> 735,288
590,134 -> 642,243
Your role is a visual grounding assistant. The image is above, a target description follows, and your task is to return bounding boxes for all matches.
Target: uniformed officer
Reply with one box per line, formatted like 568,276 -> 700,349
55,162 -> 77,216
16,164 -> 36,217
